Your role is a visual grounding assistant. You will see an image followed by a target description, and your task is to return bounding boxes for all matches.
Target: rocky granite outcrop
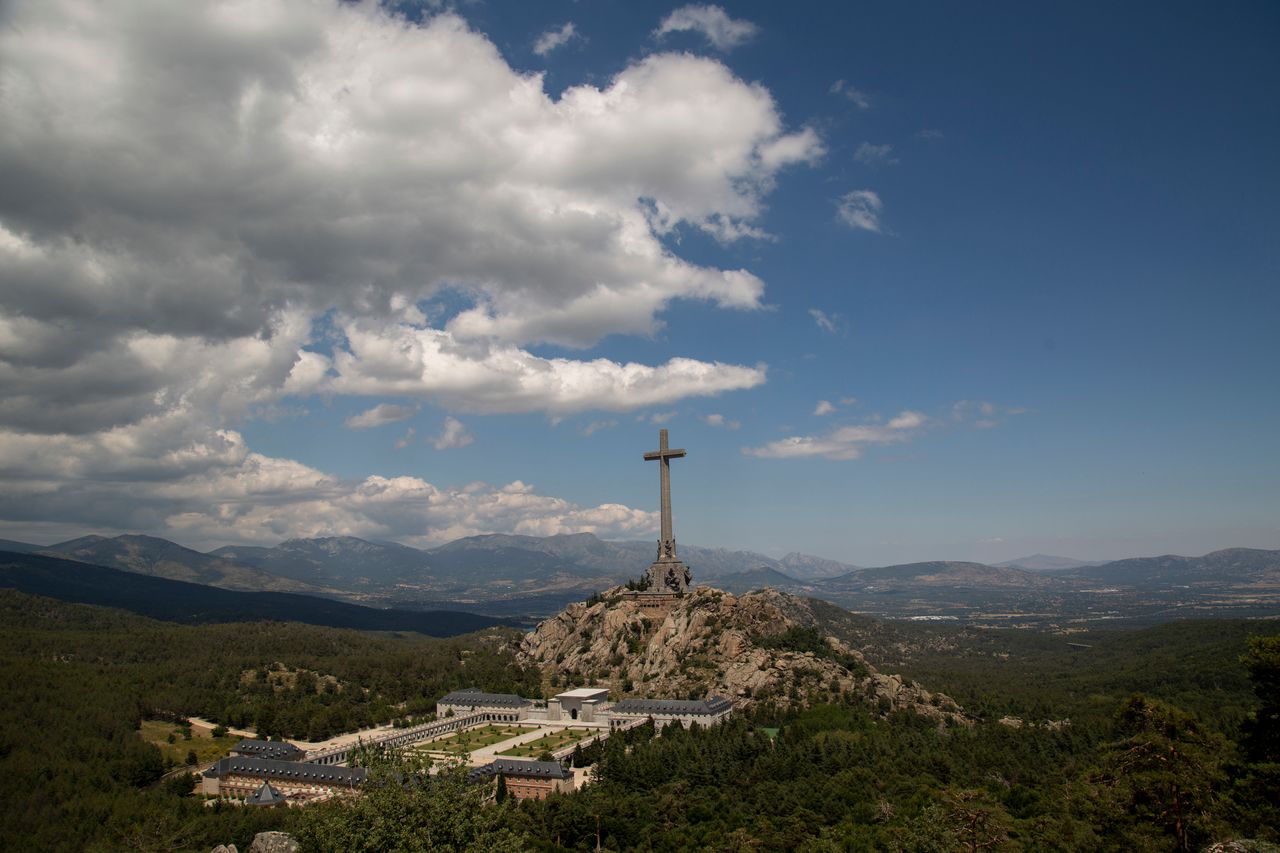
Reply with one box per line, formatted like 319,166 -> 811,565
210,832 -> 299,853
518,586 -> 965,722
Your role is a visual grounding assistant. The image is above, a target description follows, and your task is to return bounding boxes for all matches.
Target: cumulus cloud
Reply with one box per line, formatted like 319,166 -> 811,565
533,21 -> 578,56
655,5 -> 758,51
836,190 -> 884,233
830,79 -> 871,109
854,142 -> 898,167
0,0 -> 818,543
432,416 -> 474,450
0,420 -> 655,548
743,411 -> 927,460
327,318 -> 766,414
345,403 -> 418,429
0,1 -> 816,426
813,400 -> 836,416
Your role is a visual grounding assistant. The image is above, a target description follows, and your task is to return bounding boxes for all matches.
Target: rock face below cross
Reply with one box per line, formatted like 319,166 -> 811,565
517,585 -> 968,721
643,428 -> 691,594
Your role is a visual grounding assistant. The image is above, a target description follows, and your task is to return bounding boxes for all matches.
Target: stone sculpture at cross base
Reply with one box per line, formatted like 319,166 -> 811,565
642,429 -> 692,594
645,558 -> 691,595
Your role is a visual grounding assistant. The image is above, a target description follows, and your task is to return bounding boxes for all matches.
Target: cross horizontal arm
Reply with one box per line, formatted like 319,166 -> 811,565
643,449 -> 686,460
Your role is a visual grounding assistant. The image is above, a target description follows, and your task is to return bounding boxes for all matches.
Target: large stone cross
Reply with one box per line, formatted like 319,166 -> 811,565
644,428 -> 686,563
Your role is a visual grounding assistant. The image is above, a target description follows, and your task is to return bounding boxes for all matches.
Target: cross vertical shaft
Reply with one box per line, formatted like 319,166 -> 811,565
643,428 -> 686,562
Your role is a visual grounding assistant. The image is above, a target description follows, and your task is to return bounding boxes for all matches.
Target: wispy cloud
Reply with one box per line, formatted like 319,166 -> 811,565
582,419 -> 618,436
836,189 -> 884,233
809,308 -> 844,334
345,403 -> 418,429
393,427 -> 416,450
918,128 -> 945,140
433,416 -> 474,450
813,400 -> 836,416
829,79 -> 871,109
744,411 -> 927,460
703,413 -> 741,430
533,22 -> 578,57
952,400 -> 1027,430
644,410 -> 678,425
655,5 -> 758,51
854,142 -> 897,167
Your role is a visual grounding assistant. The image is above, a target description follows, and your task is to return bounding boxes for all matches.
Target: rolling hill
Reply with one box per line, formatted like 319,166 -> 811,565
1054,547 -> 1280,587
996,554 -> 1102,571
0,551 -> 513,635
210,536 -> 432,588
38,534 -> 332,594
6,532 -> 1277,624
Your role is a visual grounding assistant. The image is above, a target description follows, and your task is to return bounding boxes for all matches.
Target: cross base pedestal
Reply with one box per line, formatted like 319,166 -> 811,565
644,559 -> 691,595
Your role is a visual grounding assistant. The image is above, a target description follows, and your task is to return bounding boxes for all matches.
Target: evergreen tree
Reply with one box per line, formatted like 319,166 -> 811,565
1091,695 -> 1228,852
293,759 -> 527,852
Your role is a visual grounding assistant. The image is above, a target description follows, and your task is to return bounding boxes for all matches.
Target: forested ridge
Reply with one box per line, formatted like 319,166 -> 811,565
0,590 -> 536,850
0,589 -> 1276,851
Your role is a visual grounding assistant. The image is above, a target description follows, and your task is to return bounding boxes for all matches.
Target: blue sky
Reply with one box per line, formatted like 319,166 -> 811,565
0,1 -> 1276,564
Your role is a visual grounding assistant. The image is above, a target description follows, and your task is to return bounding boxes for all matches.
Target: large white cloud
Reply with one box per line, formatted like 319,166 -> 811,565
326,317 -> 766,414
0,419 -> 658,548
0,1 -> 816,420
0,0 -> 816,542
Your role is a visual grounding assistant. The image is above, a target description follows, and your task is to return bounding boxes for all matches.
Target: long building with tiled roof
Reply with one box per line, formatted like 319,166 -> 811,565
608,696 -> 733,729
437,687 -> 534,720
201,756 -> 367,803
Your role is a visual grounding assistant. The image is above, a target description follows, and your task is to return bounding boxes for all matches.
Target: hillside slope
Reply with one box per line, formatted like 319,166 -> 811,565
0,552 -> 511,636
40,534 -> 329,594
518,585 -> 964,721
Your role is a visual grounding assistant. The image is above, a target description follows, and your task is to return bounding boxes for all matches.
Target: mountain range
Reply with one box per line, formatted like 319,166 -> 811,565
13,532 -> 851,602
1,532 -> 1277,625
995,554 -> 1107,571
0,551 -> 512,635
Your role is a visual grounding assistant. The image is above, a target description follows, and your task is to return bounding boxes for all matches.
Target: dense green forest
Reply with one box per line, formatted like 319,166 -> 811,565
0,588 -> 1276,851
0,590 -> 535,851
294,631 -> 1279,852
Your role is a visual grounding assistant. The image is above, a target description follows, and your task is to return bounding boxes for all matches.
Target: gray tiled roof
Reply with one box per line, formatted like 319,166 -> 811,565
470,757 -> 572,782
245,782 -> 287,806
231,739 -> 305,761
438,687 -> 532,709
610,696 -> 733,716
493,757 -> 573,779
204,756 -> 367,787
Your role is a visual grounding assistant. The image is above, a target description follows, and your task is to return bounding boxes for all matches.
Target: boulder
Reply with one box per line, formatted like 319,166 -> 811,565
249,832 -> 300,853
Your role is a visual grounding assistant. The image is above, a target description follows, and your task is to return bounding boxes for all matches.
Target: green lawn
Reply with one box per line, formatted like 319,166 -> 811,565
138,720 -> 239,766
497,727 -> 594,758
415,724 -> 528,754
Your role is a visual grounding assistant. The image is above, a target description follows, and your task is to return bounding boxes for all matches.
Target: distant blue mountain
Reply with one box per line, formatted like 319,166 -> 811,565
0,551 -> 514,636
